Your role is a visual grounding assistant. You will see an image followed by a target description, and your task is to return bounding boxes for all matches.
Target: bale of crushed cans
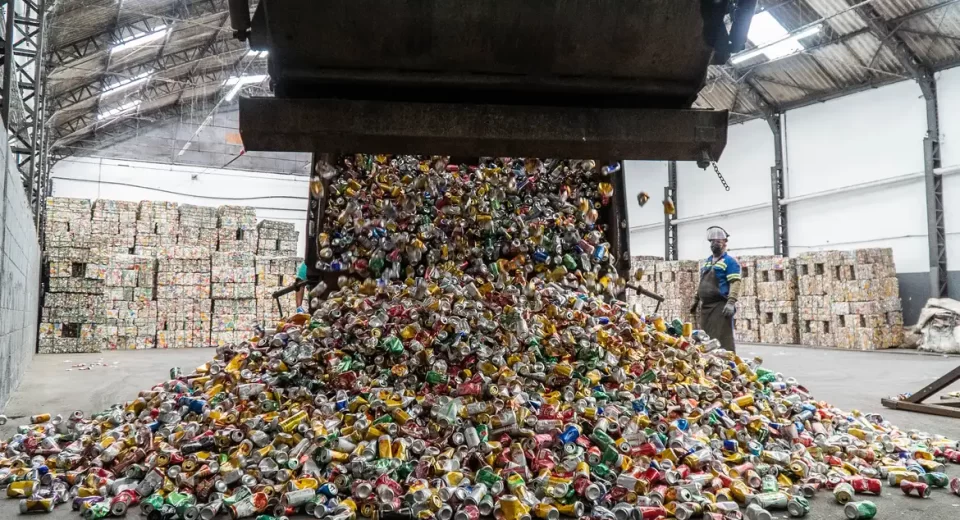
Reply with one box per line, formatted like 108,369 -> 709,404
3,155 -> 960,520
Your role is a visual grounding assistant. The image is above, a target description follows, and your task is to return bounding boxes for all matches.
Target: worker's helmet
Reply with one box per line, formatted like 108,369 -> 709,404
706,226 -> 729,241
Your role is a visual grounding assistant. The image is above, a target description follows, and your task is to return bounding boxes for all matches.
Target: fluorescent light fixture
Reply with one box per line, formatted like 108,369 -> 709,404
730,11 -> 820,65
97,100 -> 142,121
100,71 -> 153,97
111,26 -> 168,53
223,74 -> 268,102
246,49 -> 269,58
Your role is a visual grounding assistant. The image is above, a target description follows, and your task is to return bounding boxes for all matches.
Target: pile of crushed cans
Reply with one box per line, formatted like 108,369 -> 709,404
315,155 -> 624,298
1,156 -> 959,520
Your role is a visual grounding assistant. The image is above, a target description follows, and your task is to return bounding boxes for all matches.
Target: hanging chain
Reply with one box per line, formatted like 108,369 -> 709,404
713,162 -> 730,191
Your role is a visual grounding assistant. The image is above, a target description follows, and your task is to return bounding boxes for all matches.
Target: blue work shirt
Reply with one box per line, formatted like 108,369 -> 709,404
297,262 -> 307,281
700,252 -> 742,297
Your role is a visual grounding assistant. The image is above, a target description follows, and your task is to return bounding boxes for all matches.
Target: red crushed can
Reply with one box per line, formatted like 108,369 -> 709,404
847,476 -> 882,495
900,480 -> 931,498
943,449 -> 960,463
639,506 -> 668,519
110,490 -> 140,516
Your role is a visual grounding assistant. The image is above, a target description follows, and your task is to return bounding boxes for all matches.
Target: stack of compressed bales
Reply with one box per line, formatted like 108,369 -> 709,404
134,201 -> 179,256
177,204 -> 218,250
830,248 -> 904,349
216,205 -> 257,252
256,220 -> 299,255
254,255 -> 302,325
734,255 -> 761,344
210,251 -> 256,346
655,260 -> 698,323
625,256 -> 661,315
156,246 -> 211,349
89,199 -> 138,254
95,254 -> 156,350
756,256 -> 799,345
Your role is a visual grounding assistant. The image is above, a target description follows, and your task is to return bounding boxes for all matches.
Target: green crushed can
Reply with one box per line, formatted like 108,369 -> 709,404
139,493 -> 164,515
761,474 -> 779,493
83,503 -> 110,520
638,369 -> 658,384
426,370 -> 449,385
787,496 -> 810,517
477,467 -> 502,488
843,501 -> 877,519
922,472 -> 949,488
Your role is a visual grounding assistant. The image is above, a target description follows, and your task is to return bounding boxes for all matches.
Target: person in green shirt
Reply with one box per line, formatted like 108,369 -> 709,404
295,262 -> 308,312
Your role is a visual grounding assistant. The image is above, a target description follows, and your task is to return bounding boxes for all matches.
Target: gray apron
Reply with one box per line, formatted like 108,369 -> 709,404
697,261 -> 736,352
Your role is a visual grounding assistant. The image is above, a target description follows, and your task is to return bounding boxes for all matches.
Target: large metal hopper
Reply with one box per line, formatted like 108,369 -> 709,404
230,0 -> 754,161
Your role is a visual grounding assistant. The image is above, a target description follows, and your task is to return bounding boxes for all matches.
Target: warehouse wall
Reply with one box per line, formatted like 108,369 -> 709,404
50,157 -> 310,255
939,67 -> 960,291
676,119 -> 775,259
623,68 -> 960,325
624,160 -> 666,257
0,130 -> 41,410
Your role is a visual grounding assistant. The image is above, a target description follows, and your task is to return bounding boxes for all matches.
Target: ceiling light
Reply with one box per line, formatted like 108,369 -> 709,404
223,74 -> 268,102
100,71 -> 153,97
246,49 -> 269,58
729,11 -> 820,65
111,26 -> 168,53
98,100 -> 142,120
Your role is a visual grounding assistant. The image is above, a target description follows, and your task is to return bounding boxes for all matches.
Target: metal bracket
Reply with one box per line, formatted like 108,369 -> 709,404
881,366 -> 960,419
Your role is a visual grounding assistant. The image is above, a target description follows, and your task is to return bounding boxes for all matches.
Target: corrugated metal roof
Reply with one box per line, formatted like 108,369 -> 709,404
804,0 -> 868,35
43,0 -> 960,150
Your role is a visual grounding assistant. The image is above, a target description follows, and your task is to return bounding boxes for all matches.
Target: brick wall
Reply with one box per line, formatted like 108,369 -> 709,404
0,141 -> 41,409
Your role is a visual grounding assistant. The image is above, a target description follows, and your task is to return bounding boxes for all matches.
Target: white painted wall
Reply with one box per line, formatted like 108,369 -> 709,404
939,67 -> 960,270
678,210 -> 774,260
50,157 -> 310,254
783,81 -> 930,273
786,80 -> 927,198
624,160 -> 666,257
677,119 -> 774,215
676,119 -> 775,260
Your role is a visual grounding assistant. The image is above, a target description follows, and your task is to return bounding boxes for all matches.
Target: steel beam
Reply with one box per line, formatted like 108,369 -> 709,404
609,161 -> 631,279
46,0 -> 226,69
239,97 -> 729,161
768,113 -> 787,256
665,161 -> 678,261
1,0 -> 46,208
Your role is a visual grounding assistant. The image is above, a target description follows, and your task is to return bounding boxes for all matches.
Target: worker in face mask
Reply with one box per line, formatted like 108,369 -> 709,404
689,226 -> 742,351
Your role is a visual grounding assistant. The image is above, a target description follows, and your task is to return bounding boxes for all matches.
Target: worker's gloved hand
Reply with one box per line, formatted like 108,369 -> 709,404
689,301 -> 699,315
296,306 -> 305,313
723,301 -> 736,318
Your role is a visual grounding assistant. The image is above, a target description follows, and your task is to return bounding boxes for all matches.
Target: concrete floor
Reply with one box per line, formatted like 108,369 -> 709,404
2,345 -> 960,519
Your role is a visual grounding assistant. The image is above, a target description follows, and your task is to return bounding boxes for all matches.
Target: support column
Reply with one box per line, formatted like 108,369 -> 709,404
922,78 -> 947,297
768,113 -> 788,256
664,161 -> 678,261
306,153 -> 333,286
0,0 -> 46,210
852,0 -> 947,297
608,161 -> 631,280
